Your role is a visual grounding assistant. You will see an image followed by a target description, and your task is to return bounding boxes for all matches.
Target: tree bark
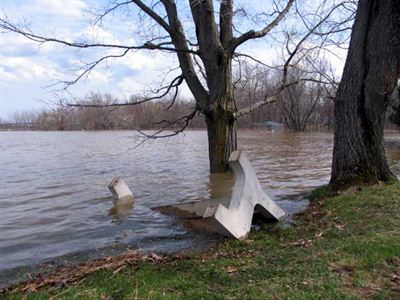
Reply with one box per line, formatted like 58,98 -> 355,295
330,0 -> 400,186
204,54 -> 237,172
188,0 -> 238,172
205,103 -> 237,172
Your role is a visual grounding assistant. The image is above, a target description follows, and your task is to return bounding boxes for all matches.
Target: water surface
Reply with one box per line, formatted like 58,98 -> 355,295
0,130 -> 398,286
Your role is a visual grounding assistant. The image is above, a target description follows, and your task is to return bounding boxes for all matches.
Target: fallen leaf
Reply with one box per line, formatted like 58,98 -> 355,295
226,266 -> 237,274
335,224 -> 346,231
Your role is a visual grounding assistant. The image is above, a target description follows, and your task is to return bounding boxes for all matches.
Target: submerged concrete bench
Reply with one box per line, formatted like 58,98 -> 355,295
155,150 -> 286,240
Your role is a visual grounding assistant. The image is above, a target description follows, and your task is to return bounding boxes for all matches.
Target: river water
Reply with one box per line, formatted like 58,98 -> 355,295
0,130 -> 399,286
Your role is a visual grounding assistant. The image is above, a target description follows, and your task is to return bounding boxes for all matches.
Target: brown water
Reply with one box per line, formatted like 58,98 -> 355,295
0,130 -> 399,286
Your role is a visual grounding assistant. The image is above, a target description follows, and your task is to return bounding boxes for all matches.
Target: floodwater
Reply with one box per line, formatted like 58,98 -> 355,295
0,130 -> 399,286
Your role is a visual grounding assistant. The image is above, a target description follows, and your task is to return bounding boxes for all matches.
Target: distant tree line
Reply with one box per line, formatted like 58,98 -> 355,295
3,76 -> 398,131
6,94 -> 205,131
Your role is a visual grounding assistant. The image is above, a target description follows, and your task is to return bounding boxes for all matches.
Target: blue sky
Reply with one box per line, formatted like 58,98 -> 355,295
0,0 -> 348,119
1,0 -> 162,118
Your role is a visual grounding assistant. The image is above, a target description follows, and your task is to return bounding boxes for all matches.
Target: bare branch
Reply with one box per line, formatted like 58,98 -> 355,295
235,1 -> 346,119
235,76 -> 333,118
131,0 -> 171,34
235,82 -> 294,118
93,1 -> 132,25
135,110 -> 197,146
233,52 -> 276,69
67,74 -> 184,108
54,48 -> 131,90
230,0 -> 295,52
162,0 -> 210,110
0,18 -> 198,54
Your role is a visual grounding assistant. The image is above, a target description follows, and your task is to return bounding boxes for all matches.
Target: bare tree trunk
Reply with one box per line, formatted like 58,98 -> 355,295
189,0 -> 239,172
205,100 -> 237,172
331,0 -> 400,186
204,57 -> 237,172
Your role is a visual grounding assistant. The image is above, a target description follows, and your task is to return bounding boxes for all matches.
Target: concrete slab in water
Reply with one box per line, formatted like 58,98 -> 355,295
154,150 -> 286,240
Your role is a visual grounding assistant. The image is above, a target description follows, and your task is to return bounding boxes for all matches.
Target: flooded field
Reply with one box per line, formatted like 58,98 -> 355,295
0,130 -> 398,287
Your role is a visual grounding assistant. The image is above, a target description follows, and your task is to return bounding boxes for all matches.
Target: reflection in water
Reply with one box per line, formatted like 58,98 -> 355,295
206,172 -> 235,206
0,130 -> 398,284
109,201 -> 134,223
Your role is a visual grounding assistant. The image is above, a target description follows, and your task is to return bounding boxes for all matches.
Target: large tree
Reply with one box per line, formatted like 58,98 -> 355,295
1,0 -> 297,172
330,0 -> 400,185
1,0 -> 349,172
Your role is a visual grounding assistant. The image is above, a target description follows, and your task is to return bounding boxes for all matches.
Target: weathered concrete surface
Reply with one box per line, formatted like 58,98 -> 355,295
108,177 -> 134,204
210,150 -> 285,239
154,150 -> 286,240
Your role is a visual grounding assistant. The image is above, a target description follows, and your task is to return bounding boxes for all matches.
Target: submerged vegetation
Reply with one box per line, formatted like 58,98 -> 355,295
2,181 -> 399,299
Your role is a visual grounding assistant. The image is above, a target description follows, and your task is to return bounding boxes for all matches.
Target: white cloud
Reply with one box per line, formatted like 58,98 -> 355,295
0,66 -> 17,81
43,0 -> 86,17
118,76 -> 145,95
115,51 -> 182,96
1,34 -> 39,56
323,45 -> 347,76
0,56 -> 59,82
87,69 -> 110,83
77,25 -> 119,44
119,51 -> 160,70
16,0 -> 87,19
242,45 -> 281,65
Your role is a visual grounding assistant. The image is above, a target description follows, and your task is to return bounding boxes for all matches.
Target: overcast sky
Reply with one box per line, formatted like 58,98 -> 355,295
0,0 -> 348,120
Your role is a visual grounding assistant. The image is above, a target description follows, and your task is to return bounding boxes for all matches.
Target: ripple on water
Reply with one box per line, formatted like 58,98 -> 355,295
0,130 -> 398,288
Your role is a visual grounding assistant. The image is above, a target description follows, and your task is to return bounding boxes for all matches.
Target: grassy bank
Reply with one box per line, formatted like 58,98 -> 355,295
3,181 -> 400,299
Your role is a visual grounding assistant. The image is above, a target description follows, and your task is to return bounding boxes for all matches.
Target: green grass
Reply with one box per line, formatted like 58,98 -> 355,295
3,181 -> 400,299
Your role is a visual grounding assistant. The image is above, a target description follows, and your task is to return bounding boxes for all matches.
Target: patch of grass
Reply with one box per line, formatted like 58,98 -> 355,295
3,181 -> 400,299
308,184 -> 331,201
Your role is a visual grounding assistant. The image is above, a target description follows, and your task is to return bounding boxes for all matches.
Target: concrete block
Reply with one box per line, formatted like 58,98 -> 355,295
108,177 -> 134,204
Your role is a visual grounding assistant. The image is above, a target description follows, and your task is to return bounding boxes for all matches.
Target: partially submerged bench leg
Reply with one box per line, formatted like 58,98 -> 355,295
209,150 -> 286,240
108,177 -> 134,204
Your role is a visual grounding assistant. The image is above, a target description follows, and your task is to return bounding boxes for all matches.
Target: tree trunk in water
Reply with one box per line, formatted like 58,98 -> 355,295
202,43 -> 237,172
330,0 -> 400,186
205,101 -> 237,173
